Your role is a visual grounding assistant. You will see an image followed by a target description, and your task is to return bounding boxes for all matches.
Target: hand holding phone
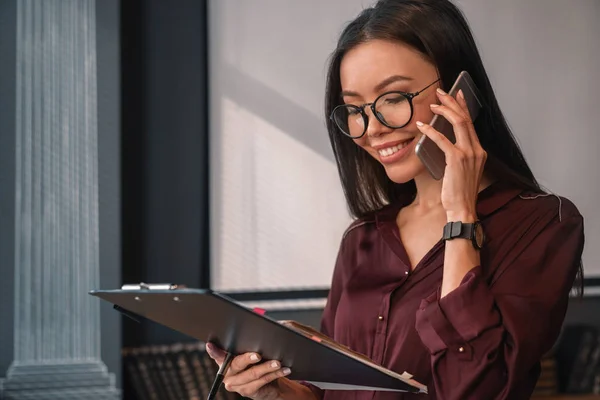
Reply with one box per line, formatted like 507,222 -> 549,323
414,71 -> 483,180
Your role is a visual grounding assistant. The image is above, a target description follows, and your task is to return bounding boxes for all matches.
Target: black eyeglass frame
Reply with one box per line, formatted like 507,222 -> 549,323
330,78 -> 441,139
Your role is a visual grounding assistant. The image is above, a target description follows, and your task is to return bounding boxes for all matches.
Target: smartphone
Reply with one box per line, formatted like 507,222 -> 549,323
414,70 -> 483,180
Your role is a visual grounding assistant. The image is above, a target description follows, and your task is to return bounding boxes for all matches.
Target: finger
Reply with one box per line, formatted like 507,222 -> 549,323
456,89 -> 480,145
436,87 -> 468,118
226,359 -> 282,387
416,120 -> 455,154
454,90 -> 487,160
456,90 -> 473,120
429,103 -> 473,148
436,87 -> 474,136
227,351 -> 263,375
226,367 -> 292,398
205,342 -> 227,366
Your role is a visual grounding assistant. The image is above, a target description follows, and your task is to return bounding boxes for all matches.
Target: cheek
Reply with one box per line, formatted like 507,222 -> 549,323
352,137 -> 372,153
412,103 -> 435,125
411,91 -> 438,123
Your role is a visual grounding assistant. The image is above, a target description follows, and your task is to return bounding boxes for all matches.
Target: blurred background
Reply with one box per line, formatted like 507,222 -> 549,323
0,0 -> 599,399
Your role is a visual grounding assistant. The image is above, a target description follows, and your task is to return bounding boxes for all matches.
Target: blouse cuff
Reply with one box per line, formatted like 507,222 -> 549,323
415,266 -> 501,356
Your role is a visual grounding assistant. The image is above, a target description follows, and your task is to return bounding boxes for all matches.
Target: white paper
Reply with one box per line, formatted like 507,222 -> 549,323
305,381 -> 408,392
305,380 -> 428,394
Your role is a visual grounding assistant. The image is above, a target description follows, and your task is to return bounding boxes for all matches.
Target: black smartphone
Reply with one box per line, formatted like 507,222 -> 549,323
414,71 -> 483,180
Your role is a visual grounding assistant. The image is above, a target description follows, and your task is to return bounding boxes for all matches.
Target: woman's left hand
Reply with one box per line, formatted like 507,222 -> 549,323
416,87 -> 487,222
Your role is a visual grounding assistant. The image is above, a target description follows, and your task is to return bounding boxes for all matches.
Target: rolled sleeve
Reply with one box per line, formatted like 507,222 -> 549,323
416,266 -> 501,357
414,209 -> 584,400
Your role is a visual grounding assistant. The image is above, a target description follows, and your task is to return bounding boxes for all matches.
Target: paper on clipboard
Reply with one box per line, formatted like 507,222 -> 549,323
279,321 -> 428,394
307,372 -> 424,392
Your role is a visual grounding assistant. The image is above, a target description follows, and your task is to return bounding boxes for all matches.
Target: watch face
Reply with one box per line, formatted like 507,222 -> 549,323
474,222 -> 485,248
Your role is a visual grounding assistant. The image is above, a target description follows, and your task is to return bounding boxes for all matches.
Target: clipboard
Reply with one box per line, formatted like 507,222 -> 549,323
90,286 -> 427,394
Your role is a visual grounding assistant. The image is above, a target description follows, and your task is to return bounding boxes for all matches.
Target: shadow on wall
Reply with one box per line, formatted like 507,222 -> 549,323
219,63 -> 334,163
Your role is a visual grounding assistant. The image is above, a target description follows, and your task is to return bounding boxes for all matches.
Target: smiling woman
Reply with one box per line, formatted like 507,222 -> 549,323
324,7 -> 543,219
336,40 -> 443,184
207,1 -> 586,399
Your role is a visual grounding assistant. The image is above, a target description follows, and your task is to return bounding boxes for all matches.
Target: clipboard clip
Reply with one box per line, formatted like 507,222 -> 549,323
113,282 -> 184,323
120,282 -> 181,290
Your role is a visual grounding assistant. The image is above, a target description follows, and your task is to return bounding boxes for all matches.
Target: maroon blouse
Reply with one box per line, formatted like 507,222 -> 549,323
307,182 -> 584,400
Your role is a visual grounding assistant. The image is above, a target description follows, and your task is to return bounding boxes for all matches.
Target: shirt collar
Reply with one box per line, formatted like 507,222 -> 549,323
475,180 -> 523,218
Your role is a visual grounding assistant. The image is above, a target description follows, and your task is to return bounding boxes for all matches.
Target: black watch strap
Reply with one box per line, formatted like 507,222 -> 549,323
443,221 -> 473,241
443,221 -> 484,249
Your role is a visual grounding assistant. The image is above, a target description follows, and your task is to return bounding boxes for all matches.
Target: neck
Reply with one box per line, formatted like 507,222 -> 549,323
411,168 -> 494,211
411,169 -> 444,210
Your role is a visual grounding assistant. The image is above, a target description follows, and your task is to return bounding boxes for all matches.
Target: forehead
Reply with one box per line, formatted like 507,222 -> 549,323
340,39 -> 435,93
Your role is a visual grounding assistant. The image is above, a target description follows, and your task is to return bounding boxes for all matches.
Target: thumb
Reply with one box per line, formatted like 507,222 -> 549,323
205,342 -> 227,366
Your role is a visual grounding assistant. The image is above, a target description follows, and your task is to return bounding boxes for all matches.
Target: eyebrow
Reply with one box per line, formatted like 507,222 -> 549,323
340,75 -> 414,98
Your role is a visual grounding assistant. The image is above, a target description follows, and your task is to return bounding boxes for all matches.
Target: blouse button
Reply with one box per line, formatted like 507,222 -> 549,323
458,346 -> 465,353
378,315 -> 384,321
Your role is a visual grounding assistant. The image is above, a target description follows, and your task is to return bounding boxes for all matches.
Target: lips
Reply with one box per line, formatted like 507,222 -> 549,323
374,137 -> 417,164
377,139 -> 413,157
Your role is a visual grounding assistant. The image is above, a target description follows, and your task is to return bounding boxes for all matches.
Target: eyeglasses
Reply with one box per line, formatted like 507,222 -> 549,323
330,78 -> 441,139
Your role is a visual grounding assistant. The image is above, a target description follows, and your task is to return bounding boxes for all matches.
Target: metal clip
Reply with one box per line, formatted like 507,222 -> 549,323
120,283 -> 180,290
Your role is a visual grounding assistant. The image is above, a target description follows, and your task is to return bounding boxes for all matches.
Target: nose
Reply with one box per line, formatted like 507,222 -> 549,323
364,106 -> 392,138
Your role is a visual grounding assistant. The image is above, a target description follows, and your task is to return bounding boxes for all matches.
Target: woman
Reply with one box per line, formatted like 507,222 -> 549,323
207,0 -> 585,398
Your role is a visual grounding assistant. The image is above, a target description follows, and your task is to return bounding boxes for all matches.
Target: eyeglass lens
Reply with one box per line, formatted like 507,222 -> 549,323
332,92 -> 412,138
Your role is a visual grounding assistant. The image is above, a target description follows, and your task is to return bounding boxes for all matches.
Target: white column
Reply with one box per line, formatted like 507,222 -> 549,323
2,0 -> 119,398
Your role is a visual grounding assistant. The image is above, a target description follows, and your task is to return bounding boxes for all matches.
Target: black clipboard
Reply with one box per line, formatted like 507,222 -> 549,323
90,287 -> 427,394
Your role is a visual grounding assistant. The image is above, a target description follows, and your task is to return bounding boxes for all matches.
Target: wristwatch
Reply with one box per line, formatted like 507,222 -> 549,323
442,221 -> 485,250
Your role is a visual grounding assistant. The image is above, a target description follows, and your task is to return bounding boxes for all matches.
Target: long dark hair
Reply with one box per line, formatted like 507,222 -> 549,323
325,0 -> 584,293
326,0 -> 541,219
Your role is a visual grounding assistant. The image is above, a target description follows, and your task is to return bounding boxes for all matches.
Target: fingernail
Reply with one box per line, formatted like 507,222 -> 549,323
436,88 -> 446,95
282,368 -> 291,375
430,103 -> 439,108
271,361 -> 279,368
205,343 -> 213,353
250,353 -> 259,361
416,121 -> 424,127
458,89 -> 464,100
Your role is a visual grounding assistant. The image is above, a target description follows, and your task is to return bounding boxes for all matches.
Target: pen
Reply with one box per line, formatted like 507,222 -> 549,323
207,352 -> 234,400
113,304 -> 141,323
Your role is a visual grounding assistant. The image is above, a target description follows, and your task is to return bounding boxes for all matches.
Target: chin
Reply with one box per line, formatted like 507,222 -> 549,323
381,155 -> 426,184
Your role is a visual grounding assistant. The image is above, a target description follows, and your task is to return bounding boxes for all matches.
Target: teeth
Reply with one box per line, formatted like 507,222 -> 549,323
378,140 -> 411,157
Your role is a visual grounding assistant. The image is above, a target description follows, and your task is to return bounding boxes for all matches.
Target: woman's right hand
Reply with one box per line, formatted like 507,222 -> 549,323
205,342 -> 317,400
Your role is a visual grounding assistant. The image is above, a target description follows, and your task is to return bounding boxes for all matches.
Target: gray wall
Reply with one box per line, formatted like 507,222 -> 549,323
97,0 -> 122,387
120,0 -> 211,348
0,0 -> 17,378
209,0 -> 600,299
208,0 -> 364,294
